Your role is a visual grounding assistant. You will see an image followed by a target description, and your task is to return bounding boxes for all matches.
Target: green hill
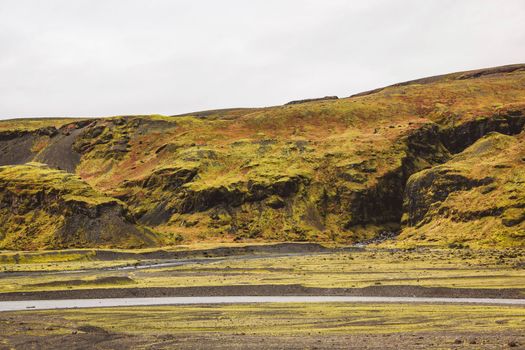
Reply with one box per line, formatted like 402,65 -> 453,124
0,64 -> 524,249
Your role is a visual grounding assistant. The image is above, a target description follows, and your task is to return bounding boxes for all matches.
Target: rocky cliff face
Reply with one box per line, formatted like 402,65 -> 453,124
0,64 -> 524,249
0,163 -> 158,250
399,132 -> 525,247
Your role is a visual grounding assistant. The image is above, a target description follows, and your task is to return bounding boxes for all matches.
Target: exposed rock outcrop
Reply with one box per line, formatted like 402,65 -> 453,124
0,163 -> 158,250
353,124 -> 450,223
0,121 -> 90,172
400,132 -> 525,247
439,110 -> 525,153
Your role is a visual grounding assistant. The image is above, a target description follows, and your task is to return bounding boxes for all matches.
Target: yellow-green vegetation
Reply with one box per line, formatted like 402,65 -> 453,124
0,242 -> 284,272
71,65 -> 525,246
143,249 -> 524,290
1,248 -> 523,293
0,163 -> 158,250
398,132 -> 525,247
7,303 -> 525,335
0,250 -> 92,265
2,302 -> 523,349
0,162 -> 116,204
0,249 -> 139,272
0,65 -> 524,248
0,118 -> 84,132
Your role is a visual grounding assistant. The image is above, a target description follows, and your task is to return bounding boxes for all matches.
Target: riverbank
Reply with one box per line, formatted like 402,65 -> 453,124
1,244 -> 523,296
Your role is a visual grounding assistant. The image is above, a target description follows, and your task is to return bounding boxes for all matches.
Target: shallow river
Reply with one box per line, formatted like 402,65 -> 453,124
1,296 -> 524,312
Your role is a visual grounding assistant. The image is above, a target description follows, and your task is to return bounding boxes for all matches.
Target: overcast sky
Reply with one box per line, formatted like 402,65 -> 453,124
1,0 -> 524,119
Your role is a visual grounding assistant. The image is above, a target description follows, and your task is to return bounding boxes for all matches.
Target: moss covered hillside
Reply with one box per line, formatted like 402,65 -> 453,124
398,132 -> 525,247
0,64 -> 524,249
0,163 -> 157,249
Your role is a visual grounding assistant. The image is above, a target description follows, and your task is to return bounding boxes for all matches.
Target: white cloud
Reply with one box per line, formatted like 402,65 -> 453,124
0,0 -> 524,118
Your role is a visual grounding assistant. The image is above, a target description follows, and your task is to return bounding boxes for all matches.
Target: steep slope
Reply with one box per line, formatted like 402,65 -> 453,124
0,64 -> 524,248
0,163 -> 158,250
399,132 -> 525,247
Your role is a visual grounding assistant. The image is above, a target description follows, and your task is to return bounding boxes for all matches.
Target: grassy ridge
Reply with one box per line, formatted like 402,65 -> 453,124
0,65 -> 524,248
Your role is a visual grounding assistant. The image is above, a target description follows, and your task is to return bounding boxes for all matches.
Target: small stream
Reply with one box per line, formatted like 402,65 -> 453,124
1,296 -> 524,312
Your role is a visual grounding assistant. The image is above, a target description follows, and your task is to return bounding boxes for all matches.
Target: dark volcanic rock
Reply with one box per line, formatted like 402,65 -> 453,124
0,163 -> 158,250
399,132 -> 525,245
403,168 -> 494,226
